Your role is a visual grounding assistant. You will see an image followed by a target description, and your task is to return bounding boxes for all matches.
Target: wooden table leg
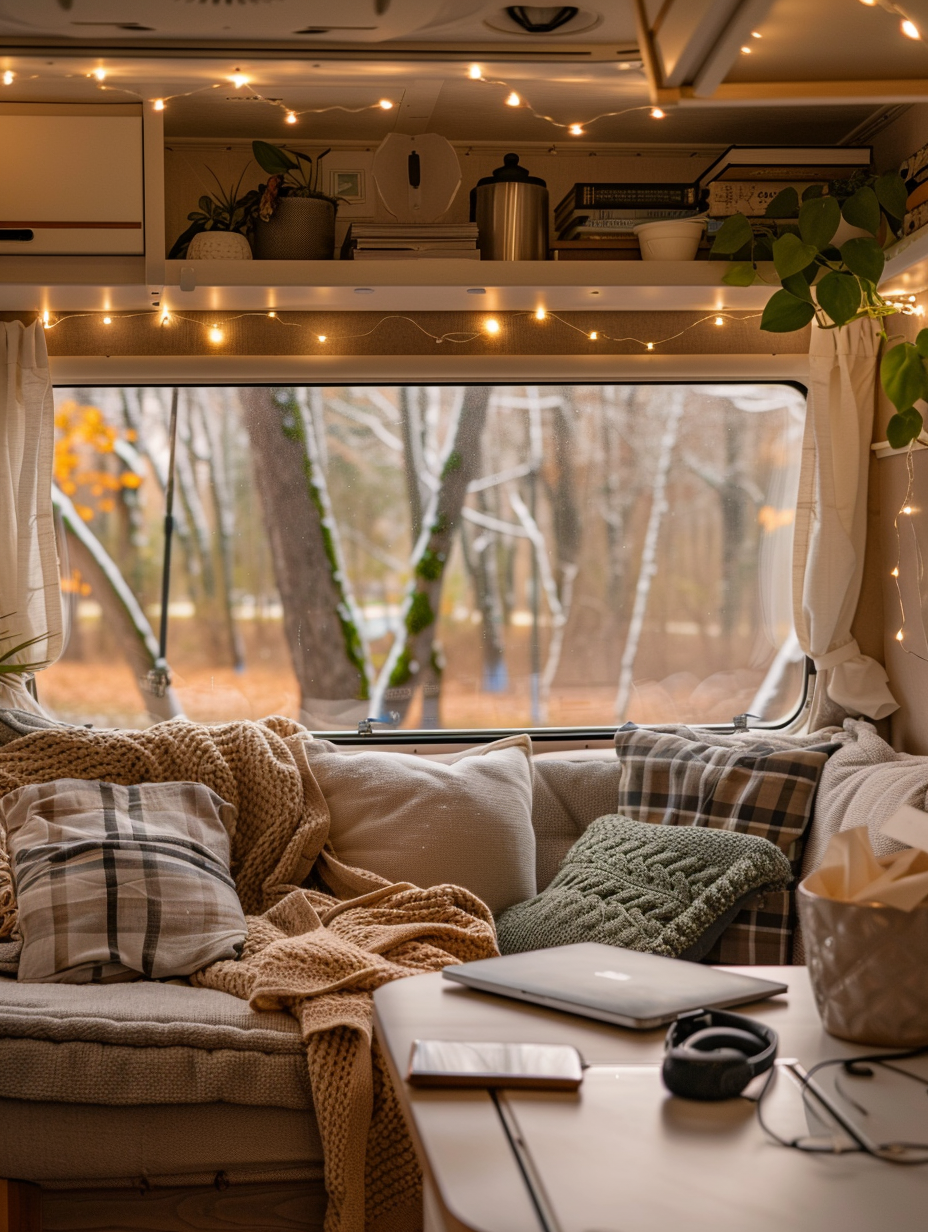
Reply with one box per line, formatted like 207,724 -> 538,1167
0,1180 -> 41,1232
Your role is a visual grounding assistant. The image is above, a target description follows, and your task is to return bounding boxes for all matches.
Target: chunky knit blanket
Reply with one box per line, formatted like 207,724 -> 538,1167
0,717 -> 498,1232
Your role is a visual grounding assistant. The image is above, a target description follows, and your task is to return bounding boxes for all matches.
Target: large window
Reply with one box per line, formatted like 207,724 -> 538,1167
39,383 -> 806,733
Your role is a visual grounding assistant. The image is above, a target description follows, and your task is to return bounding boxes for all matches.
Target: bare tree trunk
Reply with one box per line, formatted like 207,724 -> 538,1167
197,393 -> 247,672
399,386 -> 427,542
614,391 -> 686,722
241,388 -> 371,725
373,387 -> 490,728
53,487 -> 183,722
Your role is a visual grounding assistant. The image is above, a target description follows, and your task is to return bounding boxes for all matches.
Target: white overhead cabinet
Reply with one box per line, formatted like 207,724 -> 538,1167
0,103 -> 144,255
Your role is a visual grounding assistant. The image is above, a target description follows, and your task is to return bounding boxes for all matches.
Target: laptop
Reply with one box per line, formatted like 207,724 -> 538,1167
442,943 -> 787,1030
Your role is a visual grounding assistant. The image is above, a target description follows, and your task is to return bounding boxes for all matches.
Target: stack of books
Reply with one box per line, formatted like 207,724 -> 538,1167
699,145 -> 872,220
554,182 -> 703,243
342,223 -> 480,260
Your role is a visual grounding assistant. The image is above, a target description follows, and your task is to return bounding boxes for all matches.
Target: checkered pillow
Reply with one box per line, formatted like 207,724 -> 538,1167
614,729 -> 831,964
0,779 -> 246,983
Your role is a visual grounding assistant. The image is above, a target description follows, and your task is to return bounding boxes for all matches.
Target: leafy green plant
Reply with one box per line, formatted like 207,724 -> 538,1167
168,166 -> 259,259
0,615 -> 49,675
251,141 -> 338,221
711,170 -> 927,449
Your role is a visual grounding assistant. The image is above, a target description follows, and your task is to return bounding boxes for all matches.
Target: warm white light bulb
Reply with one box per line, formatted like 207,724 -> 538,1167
535,307 -> 546,321
378,99 -> 394,110
892,567 -> 900,577
505,92 -> 521,107
267,311 -> 276,318
160,309 -> 170,325
646,342 -> 654,350
153,98 -> 165,111
751,30 -> 762,38
902,18 -> 920,38
909,295 -> 917,302
92,68 -> 107,81
209,325 -> 224,344
317,334 -> 327,342
42,310 -> 49,327
230,74 -> 248,88
484,318 -> 501,335
102,316 -> 112,325
2,71 -> 13,85
569,124 -> 584,136
714,316 -> 725,326
858,0 -> 878,6
897,629 -> 905,641
740,45 -> 752,53
285,111 -> 297,124
650,107 -> 665,119
589,331 -> 598,340
469,65 -> 482,79
902,505 -> 914,514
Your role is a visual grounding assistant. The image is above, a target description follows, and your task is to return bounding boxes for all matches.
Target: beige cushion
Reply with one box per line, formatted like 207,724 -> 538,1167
530,757 -> 622,890
0,978 -> 312,1109
307,734 -> 535,915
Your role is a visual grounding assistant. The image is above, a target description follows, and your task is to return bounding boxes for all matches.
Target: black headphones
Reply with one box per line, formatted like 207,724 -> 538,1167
661,1008 -> 778,1101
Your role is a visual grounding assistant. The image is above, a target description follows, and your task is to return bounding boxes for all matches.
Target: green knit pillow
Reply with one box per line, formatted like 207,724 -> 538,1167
496,814 -> 793,961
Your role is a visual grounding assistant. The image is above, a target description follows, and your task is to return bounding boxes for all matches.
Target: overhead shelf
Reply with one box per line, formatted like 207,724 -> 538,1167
163,258 -> 777,314
881,226 -> 928,297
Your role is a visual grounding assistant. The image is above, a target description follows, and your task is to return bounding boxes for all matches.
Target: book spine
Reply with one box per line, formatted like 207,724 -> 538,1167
556,207 -> 699,224
556,184 -> 699,212
707,180 -> 815,216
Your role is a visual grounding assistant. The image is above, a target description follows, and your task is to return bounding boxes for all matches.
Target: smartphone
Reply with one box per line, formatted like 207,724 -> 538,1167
407,1039 -> 585,1090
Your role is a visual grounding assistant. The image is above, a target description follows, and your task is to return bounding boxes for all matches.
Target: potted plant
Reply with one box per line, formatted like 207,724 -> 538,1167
168,167 -> 259,260
710,170 -> 927,449
250,141 -> 339,261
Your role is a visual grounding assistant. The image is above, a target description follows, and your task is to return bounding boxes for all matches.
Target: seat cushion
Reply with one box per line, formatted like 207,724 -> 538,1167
0,778 -> 247,983
0,979 -> 312,1109
496,814 -> 793,960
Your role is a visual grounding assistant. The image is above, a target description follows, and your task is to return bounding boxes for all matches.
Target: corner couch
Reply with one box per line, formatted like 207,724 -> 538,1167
0,716 -> 919,1231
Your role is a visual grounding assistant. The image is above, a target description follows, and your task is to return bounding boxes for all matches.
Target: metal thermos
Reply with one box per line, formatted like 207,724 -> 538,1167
471,153 -> 548,260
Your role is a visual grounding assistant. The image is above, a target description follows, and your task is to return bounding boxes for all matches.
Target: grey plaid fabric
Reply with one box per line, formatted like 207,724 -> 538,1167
614,729 -> 831,965
0,779 -> 246,983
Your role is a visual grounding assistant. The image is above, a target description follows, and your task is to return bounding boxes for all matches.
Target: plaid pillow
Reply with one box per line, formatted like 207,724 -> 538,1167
0,779 -> 246,983
614,729 -> 831,965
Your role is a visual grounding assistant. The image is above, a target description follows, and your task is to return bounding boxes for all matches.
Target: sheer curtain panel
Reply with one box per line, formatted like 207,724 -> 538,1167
792,318 -> 898,721
0,320 -> 63,712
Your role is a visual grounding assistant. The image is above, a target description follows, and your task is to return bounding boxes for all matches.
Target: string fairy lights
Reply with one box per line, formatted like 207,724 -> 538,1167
37,307 -> 758,354
890,441 -> 928,663
466,64 -> 666,134
857,0 -> 922,42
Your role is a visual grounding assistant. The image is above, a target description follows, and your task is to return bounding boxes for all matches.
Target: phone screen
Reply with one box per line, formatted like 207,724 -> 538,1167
407,1040 -> 584,1090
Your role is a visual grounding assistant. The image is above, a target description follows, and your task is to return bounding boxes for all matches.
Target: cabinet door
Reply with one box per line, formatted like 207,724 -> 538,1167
0,104 -> 144,254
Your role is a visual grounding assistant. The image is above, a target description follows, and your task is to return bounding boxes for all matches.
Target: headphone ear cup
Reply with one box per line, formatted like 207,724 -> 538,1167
662,1049 -> 754,1101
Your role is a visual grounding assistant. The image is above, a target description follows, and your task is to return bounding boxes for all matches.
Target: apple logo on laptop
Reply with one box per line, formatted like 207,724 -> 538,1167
594,970 -> 631,981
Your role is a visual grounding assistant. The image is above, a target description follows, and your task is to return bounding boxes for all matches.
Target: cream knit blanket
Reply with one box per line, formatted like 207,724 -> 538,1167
0,717 -> 498,1232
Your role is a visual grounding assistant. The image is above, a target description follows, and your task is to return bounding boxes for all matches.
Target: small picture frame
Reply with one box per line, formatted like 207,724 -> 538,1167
331,170 -> 365,202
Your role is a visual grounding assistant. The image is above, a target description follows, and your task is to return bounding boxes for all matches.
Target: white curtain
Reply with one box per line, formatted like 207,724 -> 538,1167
792,318 -> 898,721
0,320 -> 63,713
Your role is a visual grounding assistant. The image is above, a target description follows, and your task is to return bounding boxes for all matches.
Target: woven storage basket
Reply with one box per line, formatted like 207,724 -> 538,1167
797,880 -> 928,1047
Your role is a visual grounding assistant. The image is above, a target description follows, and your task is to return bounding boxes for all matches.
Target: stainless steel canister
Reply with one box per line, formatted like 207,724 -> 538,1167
471,153 -> 548,261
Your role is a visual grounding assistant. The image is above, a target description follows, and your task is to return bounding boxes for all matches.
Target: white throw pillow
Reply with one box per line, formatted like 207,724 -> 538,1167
305,734 -> 535,915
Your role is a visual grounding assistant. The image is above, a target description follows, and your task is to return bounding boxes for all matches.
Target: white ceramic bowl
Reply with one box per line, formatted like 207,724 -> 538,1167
634,217 -> 706,261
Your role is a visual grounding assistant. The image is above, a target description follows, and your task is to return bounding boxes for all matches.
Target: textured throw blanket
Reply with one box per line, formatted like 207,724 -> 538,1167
0,717 -> 498,1232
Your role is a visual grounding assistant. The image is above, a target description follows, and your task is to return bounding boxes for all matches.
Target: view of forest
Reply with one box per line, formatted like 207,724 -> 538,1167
37,382 -> 806,732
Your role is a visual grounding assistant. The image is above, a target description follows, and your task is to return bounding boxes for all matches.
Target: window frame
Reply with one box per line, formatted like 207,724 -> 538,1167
49,355 -> 811,747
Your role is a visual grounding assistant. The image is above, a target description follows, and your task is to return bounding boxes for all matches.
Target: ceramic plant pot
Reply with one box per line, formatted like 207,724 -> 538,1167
634,217 -> 706,261
187,230 -> 252,260
798,881 -> 928,1047
253,196 -> 336,260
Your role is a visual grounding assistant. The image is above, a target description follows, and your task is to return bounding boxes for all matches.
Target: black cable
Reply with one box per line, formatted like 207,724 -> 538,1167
755,1046 -> 928,1164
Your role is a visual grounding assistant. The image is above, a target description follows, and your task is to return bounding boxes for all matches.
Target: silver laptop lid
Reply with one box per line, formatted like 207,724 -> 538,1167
443,944 -> 787,1029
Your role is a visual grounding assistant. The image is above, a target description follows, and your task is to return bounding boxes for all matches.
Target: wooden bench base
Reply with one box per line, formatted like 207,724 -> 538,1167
0,1181 -> 41,1232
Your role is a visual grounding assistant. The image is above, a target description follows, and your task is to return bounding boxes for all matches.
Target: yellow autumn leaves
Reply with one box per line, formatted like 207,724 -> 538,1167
54,401 -> 143,522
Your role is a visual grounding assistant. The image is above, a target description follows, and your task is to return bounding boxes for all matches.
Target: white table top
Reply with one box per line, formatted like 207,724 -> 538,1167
373,966 -> 928,1232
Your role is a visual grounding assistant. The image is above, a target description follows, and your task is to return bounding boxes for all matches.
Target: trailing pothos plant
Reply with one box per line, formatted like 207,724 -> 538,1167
711,170 -> 928,449
168,166 -> 260,259
251,141 -> 339,222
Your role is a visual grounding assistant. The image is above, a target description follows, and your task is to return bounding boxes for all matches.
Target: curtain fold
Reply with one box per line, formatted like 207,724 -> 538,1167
792,318 -> 897,721
0,320 -> 63,713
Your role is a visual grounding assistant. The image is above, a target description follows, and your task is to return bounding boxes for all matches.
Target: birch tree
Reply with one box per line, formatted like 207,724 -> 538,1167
373,386 -> 490,727
614,389 -> 687,721
240,387 -> 372,726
